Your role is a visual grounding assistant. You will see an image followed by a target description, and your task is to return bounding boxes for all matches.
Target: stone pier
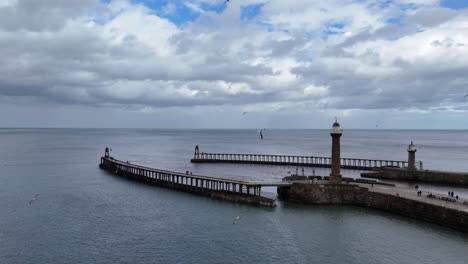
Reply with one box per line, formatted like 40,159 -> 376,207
276,120 -> 468,233
277,181 -> 468,233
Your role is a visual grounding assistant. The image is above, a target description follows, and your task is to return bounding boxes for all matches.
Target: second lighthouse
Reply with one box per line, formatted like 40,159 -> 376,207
330,119 -> 343,184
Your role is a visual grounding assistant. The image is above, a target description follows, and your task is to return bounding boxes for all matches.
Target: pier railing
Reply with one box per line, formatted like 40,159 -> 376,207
100,156 -> 290,200
191,147 -> 408,170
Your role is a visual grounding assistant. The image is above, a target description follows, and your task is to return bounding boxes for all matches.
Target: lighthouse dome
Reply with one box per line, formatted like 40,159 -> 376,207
331,118 -> 342,134
408,141 -> 417,152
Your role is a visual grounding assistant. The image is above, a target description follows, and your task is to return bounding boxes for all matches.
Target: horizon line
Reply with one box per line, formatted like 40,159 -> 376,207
1,127 -> 467,131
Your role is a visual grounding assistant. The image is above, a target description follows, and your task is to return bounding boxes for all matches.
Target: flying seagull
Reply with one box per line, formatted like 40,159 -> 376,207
29,194 -> 39,204
464,94 -> 468,99
224,0 -> 230,4
242,112 -> 247,115
232,216 -> 241,224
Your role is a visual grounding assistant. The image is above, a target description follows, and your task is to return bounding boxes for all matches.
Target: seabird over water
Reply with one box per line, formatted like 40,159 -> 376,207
29,194 -> 39,204
233,216 -> 241,224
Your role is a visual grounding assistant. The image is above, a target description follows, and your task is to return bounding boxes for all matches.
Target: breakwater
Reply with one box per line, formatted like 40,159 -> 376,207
277,182 -> 468,233
191,146 -> 408,171
99,155 -> 279,207
362,167 -> 468,186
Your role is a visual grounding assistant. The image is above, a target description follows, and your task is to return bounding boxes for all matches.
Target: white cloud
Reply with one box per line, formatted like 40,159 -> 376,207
304,84 -> 329,97
0,0 -> 467,128
396,0 -> 440,5
184,2 -> 205,14
102,4 -> 179,56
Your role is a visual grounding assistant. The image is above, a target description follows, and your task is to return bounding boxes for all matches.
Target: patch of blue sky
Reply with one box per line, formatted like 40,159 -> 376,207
240,3 -> 264,21
328,22 -> 346,30
321,20 -> 348,39
397,3 -> 421,11
200,1 -> 226,14
97,0 -> 226,26
134,0 -> 201,25
146,1 -> 226,26
441,0 -> 468,10
368,0 -> 394,10
160,4 -> 201,26
386,16 -> 404,25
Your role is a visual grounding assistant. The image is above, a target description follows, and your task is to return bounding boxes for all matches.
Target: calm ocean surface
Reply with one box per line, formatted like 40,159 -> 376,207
1,128 -> 467,263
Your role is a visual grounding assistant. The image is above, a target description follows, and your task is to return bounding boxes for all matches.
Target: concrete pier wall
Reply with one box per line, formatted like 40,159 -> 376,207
277,183 -> 468,232
277,183 -> 367,204
362,168 -> 468,186
362,191 -> 468,232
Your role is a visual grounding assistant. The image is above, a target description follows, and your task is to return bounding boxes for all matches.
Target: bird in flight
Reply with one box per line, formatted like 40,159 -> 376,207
29,194 -> 39,204
464,94 -> 468,99
242,112 -> 247,115
224,0 -> 231,4
232,216 -> 241,224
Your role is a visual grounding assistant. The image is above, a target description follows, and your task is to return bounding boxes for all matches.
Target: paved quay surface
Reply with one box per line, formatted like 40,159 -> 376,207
357,183 -> 468,213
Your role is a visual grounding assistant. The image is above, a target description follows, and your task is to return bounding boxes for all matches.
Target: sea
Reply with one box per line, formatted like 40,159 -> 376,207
0,128 -> 467,264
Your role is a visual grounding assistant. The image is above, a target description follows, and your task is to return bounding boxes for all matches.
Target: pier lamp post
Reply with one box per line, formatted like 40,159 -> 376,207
105,147 -> 110,158
330,119 -> 343,184
407,141 -> 417,170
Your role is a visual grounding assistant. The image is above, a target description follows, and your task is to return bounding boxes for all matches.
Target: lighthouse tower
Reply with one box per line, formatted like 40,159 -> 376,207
407,141 -> 417,170
330,119 -> 343,184
194,145 -> 200,159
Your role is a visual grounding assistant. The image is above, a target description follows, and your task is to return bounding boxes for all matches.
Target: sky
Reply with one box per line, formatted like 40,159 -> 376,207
0,0 -> 468,129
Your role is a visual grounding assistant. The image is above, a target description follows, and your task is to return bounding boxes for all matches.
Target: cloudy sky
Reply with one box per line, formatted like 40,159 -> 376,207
1,0 -> 468,129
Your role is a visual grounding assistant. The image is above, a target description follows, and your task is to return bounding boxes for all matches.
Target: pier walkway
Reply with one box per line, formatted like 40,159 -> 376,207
191,146 -> 409,171
356,182 -> 468,212
100,155 -> 291,199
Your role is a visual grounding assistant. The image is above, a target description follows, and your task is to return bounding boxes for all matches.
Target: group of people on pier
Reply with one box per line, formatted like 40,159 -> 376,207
427,193 -> 457,203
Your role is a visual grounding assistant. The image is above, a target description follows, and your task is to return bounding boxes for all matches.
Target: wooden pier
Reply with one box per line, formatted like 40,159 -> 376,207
190,146 -> 408,170
99,150 -> 290,207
